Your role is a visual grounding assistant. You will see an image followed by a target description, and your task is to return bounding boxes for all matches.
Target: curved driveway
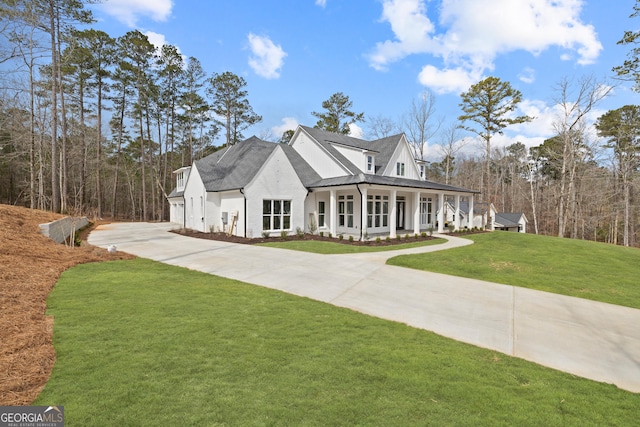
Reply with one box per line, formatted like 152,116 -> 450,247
89,222 -> 640,393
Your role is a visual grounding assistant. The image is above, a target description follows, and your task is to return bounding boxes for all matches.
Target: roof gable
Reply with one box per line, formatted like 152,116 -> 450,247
295,126 -> 361,175
495,213 -> 527,226
296,125 -> 408,177
195,136 -> 318,192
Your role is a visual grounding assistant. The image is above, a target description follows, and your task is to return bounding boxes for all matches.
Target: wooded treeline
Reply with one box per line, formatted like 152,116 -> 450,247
0,0 -> 260,221
0,0 -> 638,247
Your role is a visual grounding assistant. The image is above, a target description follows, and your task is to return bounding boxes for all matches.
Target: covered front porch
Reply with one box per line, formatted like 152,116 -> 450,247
307,184 -> 475,240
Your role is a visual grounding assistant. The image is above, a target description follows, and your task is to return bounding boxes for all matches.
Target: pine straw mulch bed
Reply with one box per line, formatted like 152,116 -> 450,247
172,228 -> 441,246
0,205 -> 134,406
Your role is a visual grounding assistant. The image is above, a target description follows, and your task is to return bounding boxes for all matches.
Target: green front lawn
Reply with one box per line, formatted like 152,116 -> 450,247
36,258 -> 639,426
257,237 -> 444,254
388,232 -> 640,309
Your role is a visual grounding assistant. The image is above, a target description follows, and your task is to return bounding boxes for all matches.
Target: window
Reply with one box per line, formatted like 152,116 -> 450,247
367,195 -> 389,228
318,201 -> 325,227
367,155 -> 374,173
263,199 -> 291,231
420,164 -> 425,179
396,162 -> 405,176
338,195 -> 354,228
420,197 -> 432,225
177,171 -> 185,189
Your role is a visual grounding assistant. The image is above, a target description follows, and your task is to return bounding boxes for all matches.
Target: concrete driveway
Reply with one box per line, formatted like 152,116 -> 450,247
89,222 -> 640,393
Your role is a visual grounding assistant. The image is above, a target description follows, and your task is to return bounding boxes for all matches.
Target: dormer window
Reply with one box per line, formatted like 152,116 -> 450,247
396,162 -> 405,176
366,155 -> 375,173
174,166 -> 191,191
420,164 -> 425,179
177,171 -> 185,189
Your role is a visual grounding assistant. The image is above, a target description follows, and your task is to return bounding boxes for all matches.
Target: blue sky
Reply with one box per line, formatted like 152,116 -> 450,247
89,0 -> 639,159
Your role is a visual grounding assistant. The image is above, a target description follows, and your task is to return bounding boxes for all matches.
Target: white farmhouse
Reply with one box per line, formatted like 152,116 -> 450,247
168,125 -> 478,239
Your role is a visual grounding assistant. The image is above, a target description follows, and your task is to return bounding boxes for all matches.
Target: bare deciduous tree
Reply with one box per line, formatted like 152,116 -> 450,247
403,89 -> 441,160
552,75 -> 612,238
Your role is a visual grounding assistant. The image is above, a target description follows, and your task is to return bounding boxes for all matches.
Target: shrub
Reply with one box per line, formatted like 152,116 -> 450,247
280,230 -> 288,240
262,231 -> 270,239
319,231 -> 324,237
295,227 -> 305,239
421,232 -> 427,238
348,235 -> 354,242
386,236 -> 391,242
404,234 -> 410,240
428,226 -> 434,237
376,237 -> 382,243
308,218 -> 318,235
338,234 -> 343,240
328,232 -> 332,238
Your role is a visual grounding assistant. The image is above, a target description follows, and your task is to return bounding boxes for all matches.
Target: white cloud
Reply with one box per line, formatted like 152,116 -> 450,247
518,67 -> 535,84
369,0 -> 602,93
272,117 -> 299,138
247,34 -> 287,79
315,0 -> 327,7
348,123 -> 364,138
144,31 -> 167,52
97,0 -> 172,27
418,65 -> 481,95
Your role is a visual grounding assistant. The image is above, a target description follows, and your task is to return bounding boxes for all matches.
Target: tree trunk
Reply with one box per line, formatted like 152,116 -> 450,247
111,92 -> 126,219
49,0 -> 60,213
96,76 -> 103,218
55,3 -> 68,213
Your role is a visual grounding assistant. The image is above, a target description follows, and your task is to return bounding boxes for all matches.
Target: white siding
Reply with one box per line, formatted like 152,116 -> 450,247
245,146 -> 308,237
332,144 -> 365,173
305,192 -> 330,233
205,192 -> 222,232
290,131 -> 350,178
383,136 -> 422,180
219,192 -> 244,236
182,164 -> 206,231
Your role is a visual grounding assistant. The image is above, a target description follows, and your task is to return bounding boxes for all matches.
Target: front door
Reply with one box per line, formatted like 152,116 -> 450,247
396,201 -> 405,229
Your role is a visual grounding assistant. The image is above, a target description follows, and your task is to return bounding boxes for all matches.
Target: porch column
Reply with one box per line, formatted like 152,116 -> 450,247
454,194 -> 461,231
413,191 -> 420,235
389,189 -> 397,238
360,186 -> 368,241
330,189 -> 337,237
468,194 -> 474,229
437,192 -> 445,233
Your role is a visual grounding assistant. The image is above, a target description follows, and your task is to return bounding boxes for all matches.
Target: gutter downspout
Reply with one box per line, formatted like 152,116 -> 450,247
239,188 -> 246,237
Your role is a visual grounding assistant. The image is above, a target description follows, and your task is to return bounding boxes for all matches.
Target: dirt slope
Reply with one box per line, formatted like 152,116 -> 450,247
0,205 -> 133,405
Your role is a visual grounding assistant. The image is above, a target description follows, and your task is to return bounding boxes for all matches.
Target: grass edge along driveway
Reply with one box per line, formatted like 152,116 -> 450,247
257,236 -> 445,254
36,258 -> 639,426
387,231 -> 640,310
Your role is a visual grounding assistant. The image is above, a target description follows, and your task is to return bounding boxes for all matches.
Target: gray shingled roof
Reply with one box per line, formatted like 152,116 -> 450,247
172,128 -> 477,196
368,133 -> 405,175
495,213 -> 525,227
298,125 -> 476,193
298,125 -> 406,177
167,188 -> 183,198
194,136 -> 320,192
309,173 -> 475,193
298,126 -> 363,175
